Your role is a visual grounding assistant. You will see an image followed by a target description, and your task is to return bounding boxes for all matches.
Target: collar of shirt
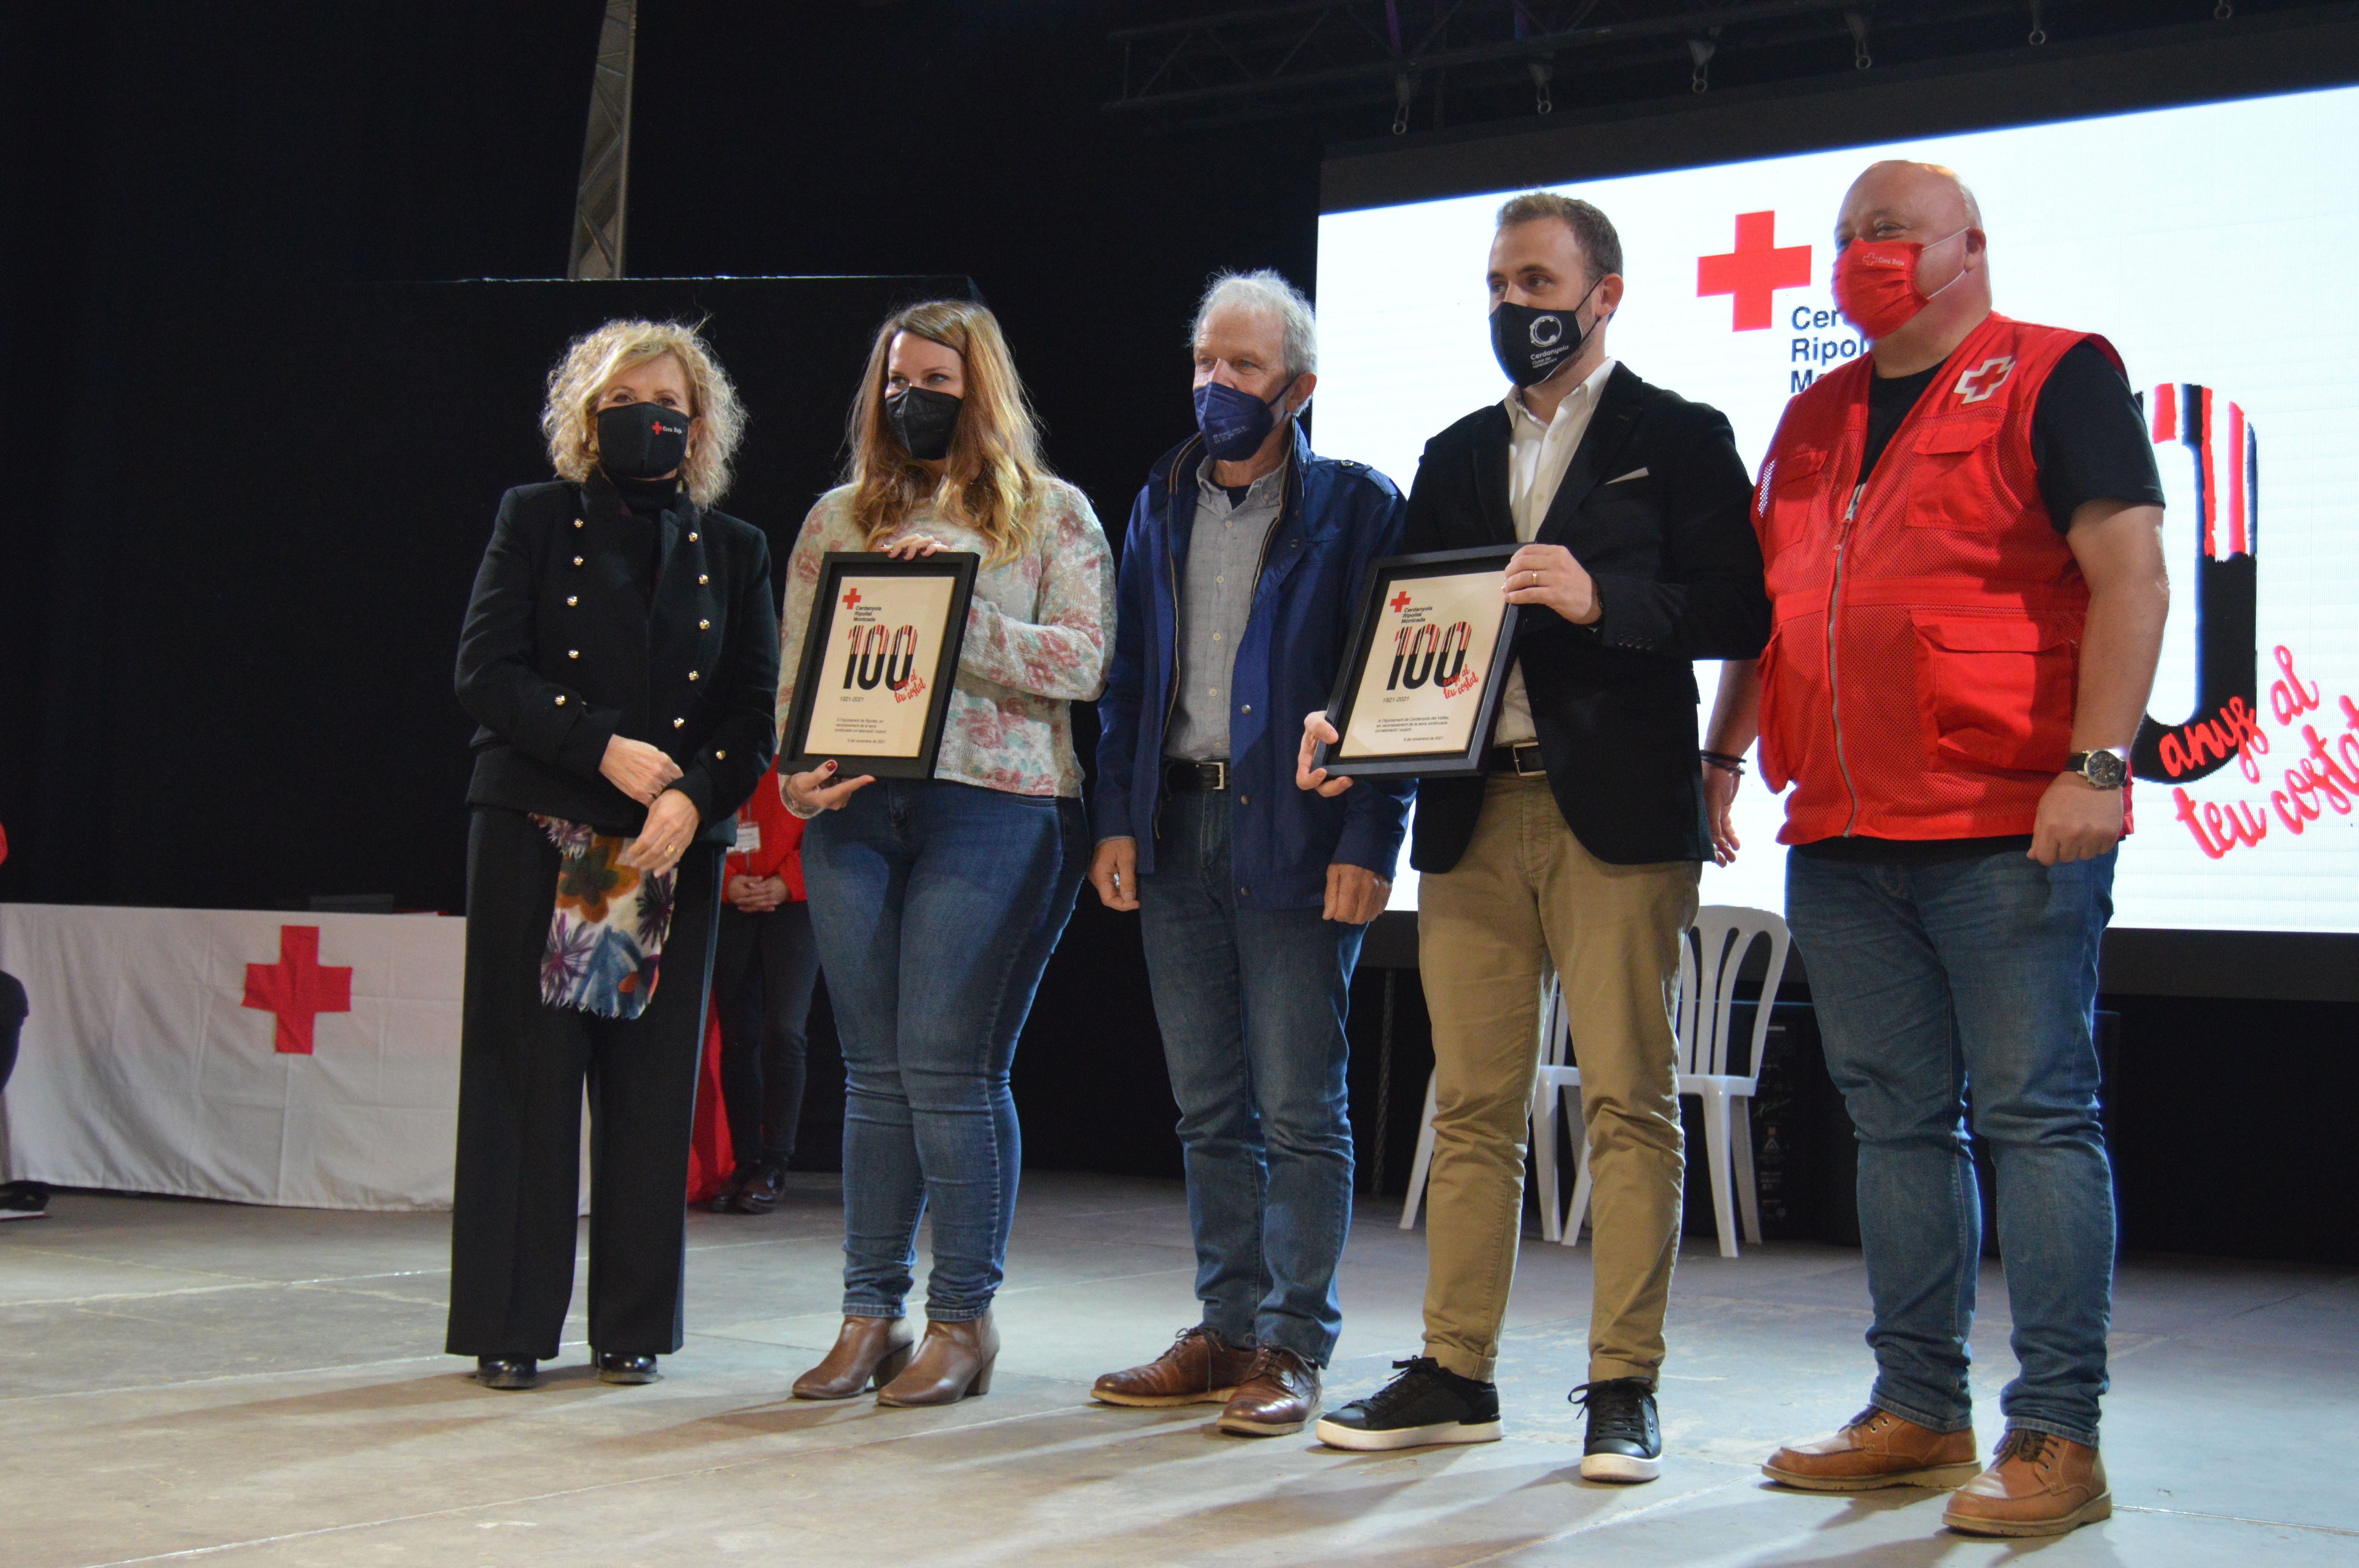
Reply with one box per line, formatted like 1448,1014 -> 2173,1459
1502,357 -> 1616,538
1195,450 -> 1288,511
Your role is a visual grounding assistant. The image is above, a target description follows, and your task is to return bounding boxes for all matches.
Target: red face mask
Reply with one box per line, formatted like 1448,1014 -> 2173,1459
1833,229 -> 1966,339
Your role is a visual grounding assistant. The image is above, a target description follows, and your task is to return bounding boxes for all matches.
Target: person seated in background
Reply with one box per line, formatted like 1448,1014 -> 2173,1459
1299,191 -> 1768,1480
707,755 -> 821,1216
1710,159 -> 2165,1539
778,299 -> 1112,1409
446,318 -> 781,1392
1086,270 -> 1408,1438
0,820 -> 43,1221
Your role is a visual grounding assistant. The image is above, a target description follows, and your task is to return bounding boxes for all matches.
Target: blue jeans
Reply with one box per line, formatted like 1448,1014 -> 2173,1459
1137,789 -> 1361,1366
803,780 -> 1087,1322
1786,847 -> 2117,1447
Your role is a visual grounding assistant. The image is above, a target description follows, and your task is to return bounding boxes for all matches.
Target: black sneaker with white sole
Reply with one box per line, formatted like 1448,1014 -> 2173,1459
1574,1378 -> 1662,1482
1315,1356 -> 1503,1451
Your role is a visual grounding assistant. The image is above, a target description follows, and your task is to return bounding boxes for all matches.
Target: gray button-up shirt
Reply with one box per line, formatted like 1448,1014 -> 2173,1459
1166,456 -> 1286,761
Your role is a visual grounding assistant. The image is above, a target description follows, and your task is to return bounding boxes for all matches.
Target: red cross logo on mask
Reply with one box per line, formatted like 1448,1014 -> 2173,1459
1389,590 -> 1412,613
1954,356 -> 2017,403
1697,212 -> 1813,331
841,587 -> 862,609
241,926 -> 353,1056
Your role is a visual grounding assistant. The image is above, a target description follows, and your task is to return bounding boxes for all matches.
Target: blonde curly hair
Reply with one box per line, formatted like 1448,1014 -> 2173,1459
541,319 -> 746,507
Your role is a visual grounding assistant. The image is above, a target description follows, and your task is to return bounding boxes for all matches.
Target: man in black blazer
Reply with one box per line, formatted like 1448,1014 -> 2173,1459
1309,193 -> 1768,1476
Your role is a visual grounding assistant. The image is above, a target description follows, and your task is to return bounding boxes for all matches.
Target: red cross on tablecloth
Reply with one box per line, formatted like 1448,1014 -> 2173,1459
1697,212 -> 1813,331
241,926 -> 353,1055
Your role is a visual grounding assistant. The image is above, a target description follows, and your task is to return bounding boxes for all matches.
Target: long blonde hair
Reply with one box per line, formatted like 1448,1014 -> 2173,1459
843,300 -> 1052,563
542,319 -> 746,507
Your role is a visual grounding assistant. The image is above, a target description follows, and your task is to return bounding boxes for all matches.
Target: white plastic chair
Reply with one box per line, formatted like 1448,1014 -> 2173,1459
1399,975 -> 1572,1238
1547,906 -> 1792,1258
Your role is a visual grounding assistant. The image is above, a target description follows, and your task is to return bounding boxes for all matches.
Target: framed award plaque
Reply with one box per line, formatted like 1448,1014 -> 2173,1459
781,551 -> 979,779
1312,544 -> 1522,779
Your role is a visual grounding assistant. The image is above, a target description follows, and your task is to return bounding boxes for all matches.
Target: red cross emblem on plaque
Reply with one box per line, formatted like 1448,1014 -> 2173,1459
1389,590 -> 1413,613
841,587 -> 863,609
241,926 -> 353,1056
1697,212 -> 1813,331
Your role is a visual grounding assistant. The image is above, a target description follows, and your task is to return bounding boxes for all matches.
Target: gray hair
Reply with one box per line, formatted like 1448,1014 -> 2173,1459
1189,269 -> 1317,382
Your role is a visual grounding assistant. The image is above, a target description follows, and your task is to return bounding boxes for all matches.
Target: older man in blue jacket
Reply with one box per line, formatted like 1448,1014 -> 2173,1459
1090,270 -> 1410,1439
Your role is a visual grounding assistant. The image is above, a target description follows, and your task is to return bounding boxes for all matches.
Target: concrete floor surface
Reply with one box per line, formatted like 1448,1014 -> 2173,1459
3,1172 -> 2352,1567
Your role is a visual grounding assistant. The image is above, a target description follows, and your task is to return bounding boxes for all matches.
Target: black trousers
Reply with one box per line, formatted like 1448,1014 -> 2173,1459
445,807 -> 722,1360
0,969 -> 24,1094
711,900 -> 822,1169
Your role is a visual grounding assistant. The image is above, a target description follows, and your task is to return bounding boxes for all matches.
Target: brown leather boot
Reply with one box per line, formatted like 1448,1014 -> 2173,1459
1763,1407 -> 1982,1492
791,1316 -> 917,1401
1943,1429 -> 2111,1537
1216,1347 -> 1321,1437
1092,1327 -> 1259,1408
875,1314 -> 1000,1407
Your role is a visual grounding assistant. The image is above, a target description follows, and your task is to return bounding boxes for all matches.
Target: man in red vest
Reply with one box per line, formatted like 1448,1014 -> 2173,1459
1703,161 -> 2166,1538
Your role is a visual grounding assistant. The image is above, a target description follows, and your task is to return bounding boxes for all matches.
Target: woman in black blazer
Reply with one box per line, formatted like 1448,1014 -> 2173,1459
447,319 -> 780,1390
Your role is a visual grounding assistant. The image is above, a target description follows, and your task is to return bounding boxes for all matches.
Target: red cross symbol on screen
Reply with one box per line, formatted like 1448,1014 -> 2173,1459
1389,590 -> 1412,613
241,926 -> 353,1056
1697,212 -> 1813,331
841,587 -> 863,609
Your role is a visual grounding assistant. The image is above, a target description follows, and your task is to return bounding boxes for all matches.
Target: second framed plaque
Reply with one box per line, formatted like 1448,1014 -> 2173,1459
1312,544 -> 1522,779
781,551 -> 979,779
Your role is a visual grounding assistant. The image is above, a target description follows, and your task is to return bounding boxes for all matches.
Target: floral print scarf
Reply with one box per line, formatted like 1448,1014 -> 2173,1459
531,815 -> 677,1020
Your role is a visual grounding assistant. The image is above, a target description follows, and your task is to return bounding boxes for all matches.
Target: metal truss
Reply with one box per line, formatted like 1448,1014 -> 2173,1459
1107,0 -> 2188,127
568,0 -> 638,281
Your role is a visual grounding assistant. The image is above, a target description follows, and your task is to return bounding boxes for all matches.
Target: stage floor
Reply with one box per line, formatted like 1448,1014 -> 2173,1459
4,1172 -> 2352,1566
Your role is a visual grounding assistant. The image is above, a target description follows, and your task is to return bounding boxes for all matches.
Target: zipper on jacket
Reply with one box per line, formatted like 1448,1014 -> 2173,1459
1152,443 -> 1197,844
1825,481 -> 1866,836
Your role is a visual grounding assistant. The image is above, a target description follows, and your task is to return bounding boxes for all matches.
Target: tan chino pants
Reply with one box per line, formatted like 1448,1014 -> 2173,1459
1416,773 -> 1697,1385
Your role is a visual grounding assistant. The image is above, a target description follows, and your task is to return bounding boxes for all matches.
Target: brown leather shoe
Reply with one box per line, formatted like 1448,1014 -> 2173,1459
1943,1428 -> 2111,1537
1216,1347 -> 1320,1437
1763,1407 -> 1982,1492
876,1314 -> 1000,1407
791,1316 -> 917,1401
1093,1327 -> 1259,1408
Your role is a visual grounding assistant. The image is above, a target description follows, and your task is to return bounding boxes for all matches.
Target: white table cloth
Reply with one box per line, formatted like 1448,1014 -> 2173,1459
0,903 -> 466,1210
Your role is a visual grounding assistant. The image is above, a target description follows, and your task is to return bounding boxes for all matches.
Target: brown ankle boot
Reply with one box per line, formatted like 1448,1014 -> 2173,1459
791,1316 -> 917,1401
1092,1327 -> 1258,1408
1763,1407 -> 1981,1492
1943,1429 -> 2111,1537
875,1314 -> 1000,1407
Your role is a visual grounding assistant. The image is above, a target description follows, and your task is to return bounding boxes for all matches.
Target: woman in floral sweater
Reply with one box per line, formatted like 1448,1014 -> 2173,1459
778,299 -> 1113,1407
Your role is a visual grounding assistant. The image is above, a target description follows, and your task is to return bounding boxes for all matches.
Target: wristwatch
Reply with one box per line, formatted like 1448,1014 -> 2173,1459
2065,747 -> 2131,790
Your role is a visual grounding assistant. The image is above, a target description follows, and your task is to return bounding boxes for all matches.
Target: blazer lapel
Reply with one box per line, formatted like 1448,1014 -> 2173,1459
1470,405 -> 1515,546
1536,363 -> 1643,546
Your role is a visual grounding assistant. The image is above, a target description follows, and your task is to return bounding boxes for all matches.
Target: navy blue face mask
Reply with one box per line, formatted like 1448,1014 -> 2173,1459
1193,377 -> 1298,462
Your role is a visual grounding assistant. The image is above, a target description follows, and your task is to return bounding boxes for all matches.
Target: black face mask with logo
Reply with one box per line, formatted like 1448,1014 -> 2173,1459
596,401 -> 691,480
1488,279 -> 1607,388
886,386 -> 963,461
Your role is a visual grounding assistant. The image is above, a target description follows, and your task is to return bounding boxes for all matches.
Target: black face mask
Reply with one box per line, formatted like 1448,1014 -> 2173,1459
595,401 -> 691,480
886,386 -> 963,461
1489,280 -> 1607,388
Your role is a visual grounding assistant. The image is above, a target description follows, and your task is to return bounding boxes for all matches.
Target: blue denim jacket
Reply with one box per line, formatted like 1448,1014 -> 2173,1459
1093,425 -> 1411,910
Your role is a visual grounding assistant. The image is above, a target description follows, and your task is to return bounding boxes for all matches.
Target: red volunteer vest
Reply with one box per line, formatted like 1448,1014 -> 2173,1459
1753,313 -> 2113,844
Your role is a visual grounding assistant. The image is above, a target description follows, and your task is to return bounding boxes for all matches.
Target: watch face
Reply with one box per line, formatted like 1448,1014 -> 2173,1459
2083,751 -> 2129,790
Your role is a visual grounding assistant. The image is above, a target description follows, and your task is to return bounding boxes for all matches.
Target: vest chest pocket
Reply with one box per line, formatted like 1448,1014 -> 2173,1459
1902,415 -> 2011,530
1909,611 -> 2077,774
1758,446 -> 1830,551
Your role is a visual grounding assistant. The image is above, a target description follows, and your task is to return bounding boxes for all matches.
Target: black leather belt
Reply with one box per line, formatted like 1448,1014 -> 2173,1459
1489,742 -> 1547,777
1164,758 -> 1229,793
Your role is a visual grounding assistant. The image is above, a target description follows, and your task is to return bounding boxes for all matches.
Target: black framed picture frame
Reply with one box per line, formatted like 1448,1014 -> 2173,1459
781,551 -> 979,780
1312,544 -> 1523,779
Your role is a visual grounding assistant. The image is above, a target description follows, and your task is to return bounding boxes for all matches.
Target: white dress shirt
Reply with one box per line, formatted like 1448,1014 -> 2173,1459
1494,357 -> 1617,745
